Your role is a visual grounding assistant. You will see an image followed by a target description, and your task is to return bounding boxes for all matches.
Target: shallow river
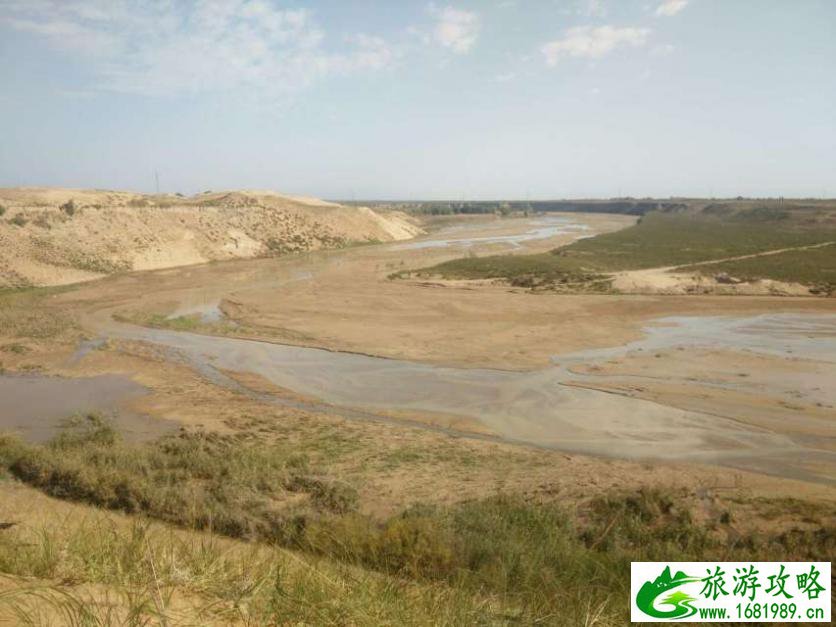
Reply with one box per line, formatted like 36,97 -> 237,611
16,213 -> 834,484
96,311 -> 836,484
389,214 -> 591,250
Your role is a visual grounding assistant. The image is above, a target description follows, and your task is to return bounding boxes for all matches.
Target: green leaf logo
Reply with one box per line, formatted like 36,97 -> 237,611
636,566 -> 701,620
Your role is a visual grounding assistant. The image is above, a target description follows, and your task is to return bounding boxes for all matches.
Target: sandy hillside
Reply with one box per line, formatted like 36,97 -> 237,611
0,188 -> 422,287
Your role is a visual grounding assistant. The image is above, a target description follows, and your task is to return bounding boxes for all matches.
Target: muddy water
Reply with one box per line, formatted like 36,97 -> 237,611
0,374 -> 173,443
95,311 -> 836,484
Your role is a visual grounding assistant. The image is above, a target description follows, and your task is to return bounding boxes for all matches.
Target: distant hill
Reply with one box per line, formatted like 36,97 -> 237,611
351,198 -> 836,221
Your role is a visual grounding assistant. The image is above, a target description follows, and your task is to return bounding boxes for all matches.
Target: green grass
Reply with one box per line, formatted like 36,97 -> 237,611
410,252 -> 611,289
560,212 -> 836,270
1,415 -> 834,624
145,313 -> 203,332
680,242 -> 836,294
418,212 -> 836,290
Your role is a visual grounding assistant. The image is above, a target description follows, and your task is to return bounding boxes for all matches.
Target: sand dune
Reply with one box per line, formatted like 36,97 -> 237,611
0,188 -> 421,287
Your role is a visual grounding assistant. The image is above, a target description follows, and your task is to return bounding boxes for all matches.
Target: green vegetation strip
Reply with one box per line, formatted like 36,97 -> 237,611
417,212 -> 836,290
1,415 -> 833,624
679,243 -> 836,294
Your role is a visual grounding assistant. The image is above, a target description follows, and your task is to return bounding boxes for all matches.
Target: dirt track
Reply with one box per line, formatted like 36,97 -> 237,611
612,241 -> 836,296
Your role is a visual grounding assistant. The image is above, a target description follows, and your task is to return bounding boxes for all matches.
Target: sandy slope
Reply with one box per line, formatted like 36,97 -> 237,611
0,188 -> 421,287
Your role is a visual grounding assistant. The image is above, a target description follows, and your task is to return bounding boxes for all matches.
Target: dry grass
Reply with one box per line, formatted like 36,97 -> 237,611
1,417 -> 833,624
0,512 -> 507,625
0,287 -> 78,340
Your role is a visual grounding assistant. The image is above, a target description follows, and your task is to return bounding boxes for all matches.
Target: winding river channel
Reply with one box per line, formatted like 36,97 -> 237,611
97,311 -> 836,484
5,214 -> 836,484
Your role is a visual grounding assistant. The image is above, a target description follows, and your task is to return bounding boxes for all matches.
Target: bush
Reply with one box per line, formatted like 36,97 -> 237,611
0,205 -> 5,216
10,214 -> 27,227
60,199 -> 77,216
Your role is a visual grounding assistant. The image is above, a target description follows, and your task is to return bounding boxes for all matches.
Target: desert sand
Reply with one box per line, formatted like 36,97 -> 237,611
0,187 -> 420,287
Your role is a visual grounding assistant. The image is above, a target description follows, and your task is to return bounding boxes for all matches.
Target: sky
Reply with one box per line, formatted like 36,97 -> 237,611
0,0 -> 834,200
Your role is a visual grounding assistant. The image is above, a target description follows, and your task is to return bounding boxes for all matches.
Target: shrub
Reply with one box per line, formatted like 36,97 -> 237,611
60,199 -> 77,216
10,214 -> 27,227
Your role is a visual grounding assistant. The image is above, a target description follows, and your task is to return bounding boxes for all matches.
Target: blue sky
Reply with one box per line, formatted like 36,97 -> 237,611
1,0 -> 834,199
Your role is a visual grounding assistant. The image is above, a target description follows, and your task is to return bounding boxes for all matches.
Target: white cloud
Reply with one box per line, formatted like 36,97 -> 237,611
431,6 -> 480,54
541,26 -> 650,66
577,0 -> 607,18
341,35 -> 395,71
655,0 -> 689,17
0,0 -> 395,97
